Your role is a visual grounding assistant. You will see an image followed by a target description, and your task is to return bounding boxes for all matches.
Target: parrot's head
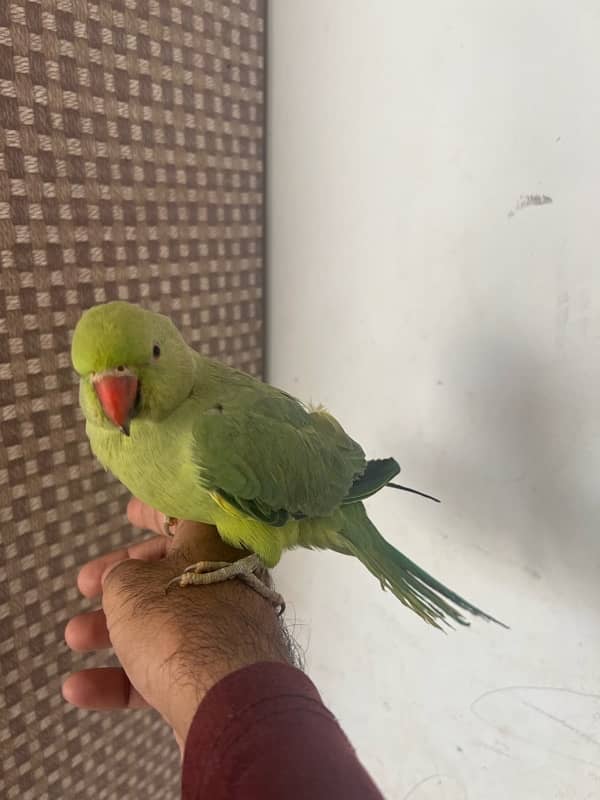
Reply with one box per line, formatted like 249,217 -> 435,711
71,302 -> 195,435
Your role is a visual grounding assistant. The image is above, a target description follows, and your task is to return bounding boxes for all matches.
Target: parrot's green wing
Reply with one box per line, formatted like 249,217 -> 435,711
342,458 -> 401,504
192,395 -> 368,524
217,457 -> 401,525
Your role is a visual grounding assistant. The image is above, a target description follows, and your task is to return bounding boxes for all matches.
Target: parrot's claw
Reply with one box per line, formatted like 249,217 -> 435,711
163,515 -> 178,537
237,571 -> 286,615
165,553 -> 285,615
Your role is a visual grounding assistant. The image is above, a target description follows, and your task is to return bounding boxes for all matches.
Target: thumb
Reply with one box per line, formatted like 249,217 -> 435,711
167,519 -> 247,567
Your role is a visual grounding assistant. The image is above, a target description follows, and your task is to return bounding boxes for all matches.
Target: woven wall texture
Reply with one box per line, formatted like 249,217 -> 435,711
0,1 -> 265,797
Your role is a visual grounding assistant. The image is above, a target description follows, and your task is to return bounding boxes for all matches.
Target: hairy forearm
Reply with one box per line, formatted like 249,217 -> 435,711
102,553 -> 294,744
160,582 -> 295,741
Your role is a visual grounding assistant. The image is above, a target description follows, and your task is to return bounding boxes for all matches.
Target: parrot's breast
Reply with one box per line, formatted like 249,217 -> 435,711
86,411 -> 220,523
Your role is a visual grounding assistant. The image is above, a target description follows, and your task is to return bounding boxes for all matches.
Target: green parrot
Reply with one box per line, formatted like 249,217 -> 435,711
71,301 -> 503,629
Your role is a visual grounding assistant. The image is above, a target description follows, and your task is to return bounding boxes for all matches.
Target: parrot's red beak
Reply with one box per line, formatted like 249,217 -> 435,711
93,372 -> 139,436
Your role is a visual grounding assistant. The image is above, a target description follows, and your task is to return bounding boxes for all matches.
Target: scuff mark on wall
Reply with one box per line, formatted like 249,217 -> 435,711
508,194 -> 553,217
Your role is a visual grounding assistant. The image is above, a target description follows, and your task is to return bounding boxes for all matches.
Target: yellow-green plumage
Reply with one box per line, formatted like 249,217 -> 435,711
72,301 -> 502,629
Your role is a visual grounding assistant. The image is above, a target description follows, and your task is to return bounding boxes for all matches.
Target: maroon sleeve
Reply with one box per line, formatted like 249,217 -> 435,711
181,661 -> 385,800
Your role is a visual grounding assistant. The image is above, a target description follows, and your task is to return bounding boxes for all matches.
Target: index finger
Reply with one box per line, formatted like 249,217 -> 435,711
77,535 -> 167,600
127,497 -> 169,535
126,497 -> 243,565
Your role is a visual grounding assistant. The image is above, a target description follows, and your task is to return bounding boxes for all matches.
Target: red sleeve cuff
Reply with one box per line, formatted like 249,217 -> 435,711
181,661 -> 384,800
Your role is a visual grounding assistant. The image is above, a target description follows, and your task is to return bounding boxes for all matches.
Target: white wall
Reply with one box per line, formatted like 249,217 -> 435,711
267,2 -> 600,798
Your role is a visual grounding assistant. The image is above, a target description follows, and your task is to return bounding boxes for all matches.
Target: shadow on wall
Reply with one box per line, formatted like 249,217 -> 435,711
427,327 -> 600,587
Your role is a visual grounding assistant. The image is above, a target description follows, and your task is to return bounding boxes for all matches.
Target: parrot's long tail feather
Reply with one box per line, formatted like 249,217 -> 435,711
387,482 -> 441,503
338,504 -> 506,630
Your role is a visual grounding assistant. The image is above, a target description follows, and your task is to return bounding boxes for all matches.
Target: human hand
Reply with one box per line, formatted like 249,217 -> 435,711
62,499 -> 292,752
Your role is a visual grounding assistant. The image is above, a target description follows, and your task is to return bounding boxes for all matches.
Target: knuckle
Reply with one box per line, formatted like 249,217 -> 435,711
103,558 -> 152,601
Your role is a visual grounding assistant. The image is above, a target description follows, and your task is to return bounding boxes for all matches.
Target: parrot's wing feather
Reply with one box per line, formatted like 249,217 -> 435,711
192,395 -> 366,521
341,458 -> 401,504
216,488 -> 292,527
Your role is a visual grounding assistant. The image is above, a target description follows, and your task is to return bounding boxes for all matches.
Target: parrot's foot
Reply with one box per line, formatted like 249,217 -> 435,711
163,515 -> 178,538
165,554 -> 285,615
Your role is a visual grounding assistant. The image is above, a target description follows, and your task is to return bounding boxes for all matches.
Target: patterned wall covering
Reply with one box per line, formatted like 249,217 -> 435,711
0,1 -> 265,797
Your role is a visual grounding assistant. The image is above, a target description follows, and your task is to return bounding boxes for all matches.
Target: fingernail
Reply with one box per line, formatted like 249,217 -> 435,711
62,677 -> 76,704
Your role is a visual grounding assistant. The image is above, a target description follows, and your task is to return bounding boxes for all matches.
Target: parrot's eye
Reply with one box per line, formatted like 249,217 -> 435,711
152,343 -> 161,359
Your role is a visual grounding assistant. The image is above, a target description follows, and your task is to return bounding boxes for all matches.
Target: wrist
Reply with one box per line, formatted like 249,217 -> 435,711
161,578 -> 293,744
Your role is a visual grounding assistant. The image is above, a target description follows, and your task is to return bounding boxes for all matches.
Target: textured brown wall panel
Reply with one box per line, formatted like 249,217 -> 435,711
0,1 -> 265,797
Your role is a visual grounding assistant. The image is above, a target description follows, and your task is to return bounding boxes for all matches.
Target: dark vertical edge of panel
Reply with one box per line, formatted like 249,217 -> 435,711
261,0 -> 269,382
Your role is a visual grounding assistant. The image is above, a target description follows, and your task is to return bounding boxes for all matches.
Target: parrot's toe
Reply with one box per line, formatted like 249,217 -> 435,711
165,554 -> 285,615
